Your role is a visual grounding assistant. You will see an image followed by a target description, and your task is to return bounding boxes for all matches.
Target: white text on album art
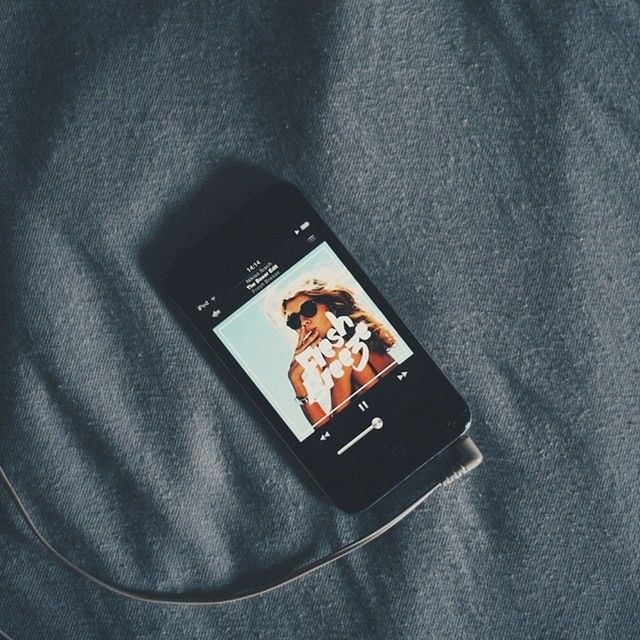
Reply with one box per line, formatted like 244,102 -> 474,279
295,312 -> 371,403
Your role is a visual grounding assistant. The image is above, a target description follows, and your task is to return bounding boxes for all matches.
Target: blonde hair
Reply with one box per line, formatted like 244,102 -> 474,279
281,278 -> 396,354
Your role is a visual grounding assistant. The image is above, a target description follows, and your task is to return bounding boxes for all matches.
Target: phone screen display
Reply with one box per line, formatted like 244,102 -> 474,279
165,183 -> 470,511
214,241 -> 413,442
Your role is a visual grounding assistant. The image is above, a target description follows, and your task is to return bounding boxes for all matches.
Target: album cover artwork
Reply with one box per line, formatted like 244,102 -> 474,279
214,243 -> 413,441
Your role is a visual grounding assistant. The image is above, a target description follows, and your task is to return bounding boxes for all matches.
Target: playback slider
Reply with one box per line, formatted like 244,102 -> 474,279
337,417 -> 384,456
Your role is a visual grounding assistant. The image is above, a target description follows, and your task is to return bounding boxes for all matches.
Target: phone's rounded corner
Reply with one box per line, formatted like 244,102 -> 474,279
336,500 -> 367,515
460,409 -> 472,437
325,488 -> 372,514
261,180 -> 301,203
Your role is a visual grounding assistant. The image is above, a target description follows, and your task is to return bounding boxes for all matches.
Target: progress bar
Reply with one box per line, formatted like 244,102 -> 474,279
337,417 -> 384,455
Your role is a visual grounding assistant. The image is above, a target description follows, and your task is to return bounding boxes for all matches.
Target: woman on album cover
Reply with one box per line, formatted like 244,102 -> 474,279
281,278 -> 398,427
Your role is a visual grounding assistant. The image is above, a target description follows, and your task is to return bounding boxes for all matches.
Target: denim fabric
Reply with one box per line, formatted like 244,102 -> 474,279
1,2 -> 638,639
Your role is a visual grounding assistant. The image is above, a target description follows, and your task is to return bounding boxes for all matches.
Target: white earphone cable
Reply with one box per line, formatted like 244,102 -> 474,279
0,461 -> 470,605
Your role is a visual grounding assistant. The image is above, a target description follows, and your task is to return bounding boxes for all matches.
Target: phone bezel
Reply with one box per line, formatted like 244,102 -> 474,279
164,182 -> 470,512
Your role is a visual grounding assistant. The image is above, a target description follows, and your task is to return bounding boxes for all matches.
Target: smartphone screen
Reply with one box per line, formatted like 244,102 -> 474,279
165,183 -> 470,511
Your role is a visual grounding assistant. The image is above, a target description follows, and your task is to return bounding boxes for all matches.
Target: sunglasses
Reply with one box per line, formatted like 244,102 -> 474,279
286,299 -> 318,330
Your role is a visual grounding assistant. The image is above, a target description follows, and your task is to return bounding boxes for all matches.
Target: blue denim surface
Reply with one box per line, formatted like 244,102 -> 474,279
1,2 -> 638,639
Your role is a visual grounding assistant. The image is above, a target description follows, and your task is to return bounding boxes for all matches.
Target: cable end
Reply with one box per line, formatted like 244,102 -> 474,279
440,439 -> 483,487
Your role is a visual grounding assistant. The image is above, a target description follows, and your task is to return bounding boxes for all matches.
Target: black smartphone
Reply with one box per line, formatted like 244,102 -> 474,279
164,182 -> 471,512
